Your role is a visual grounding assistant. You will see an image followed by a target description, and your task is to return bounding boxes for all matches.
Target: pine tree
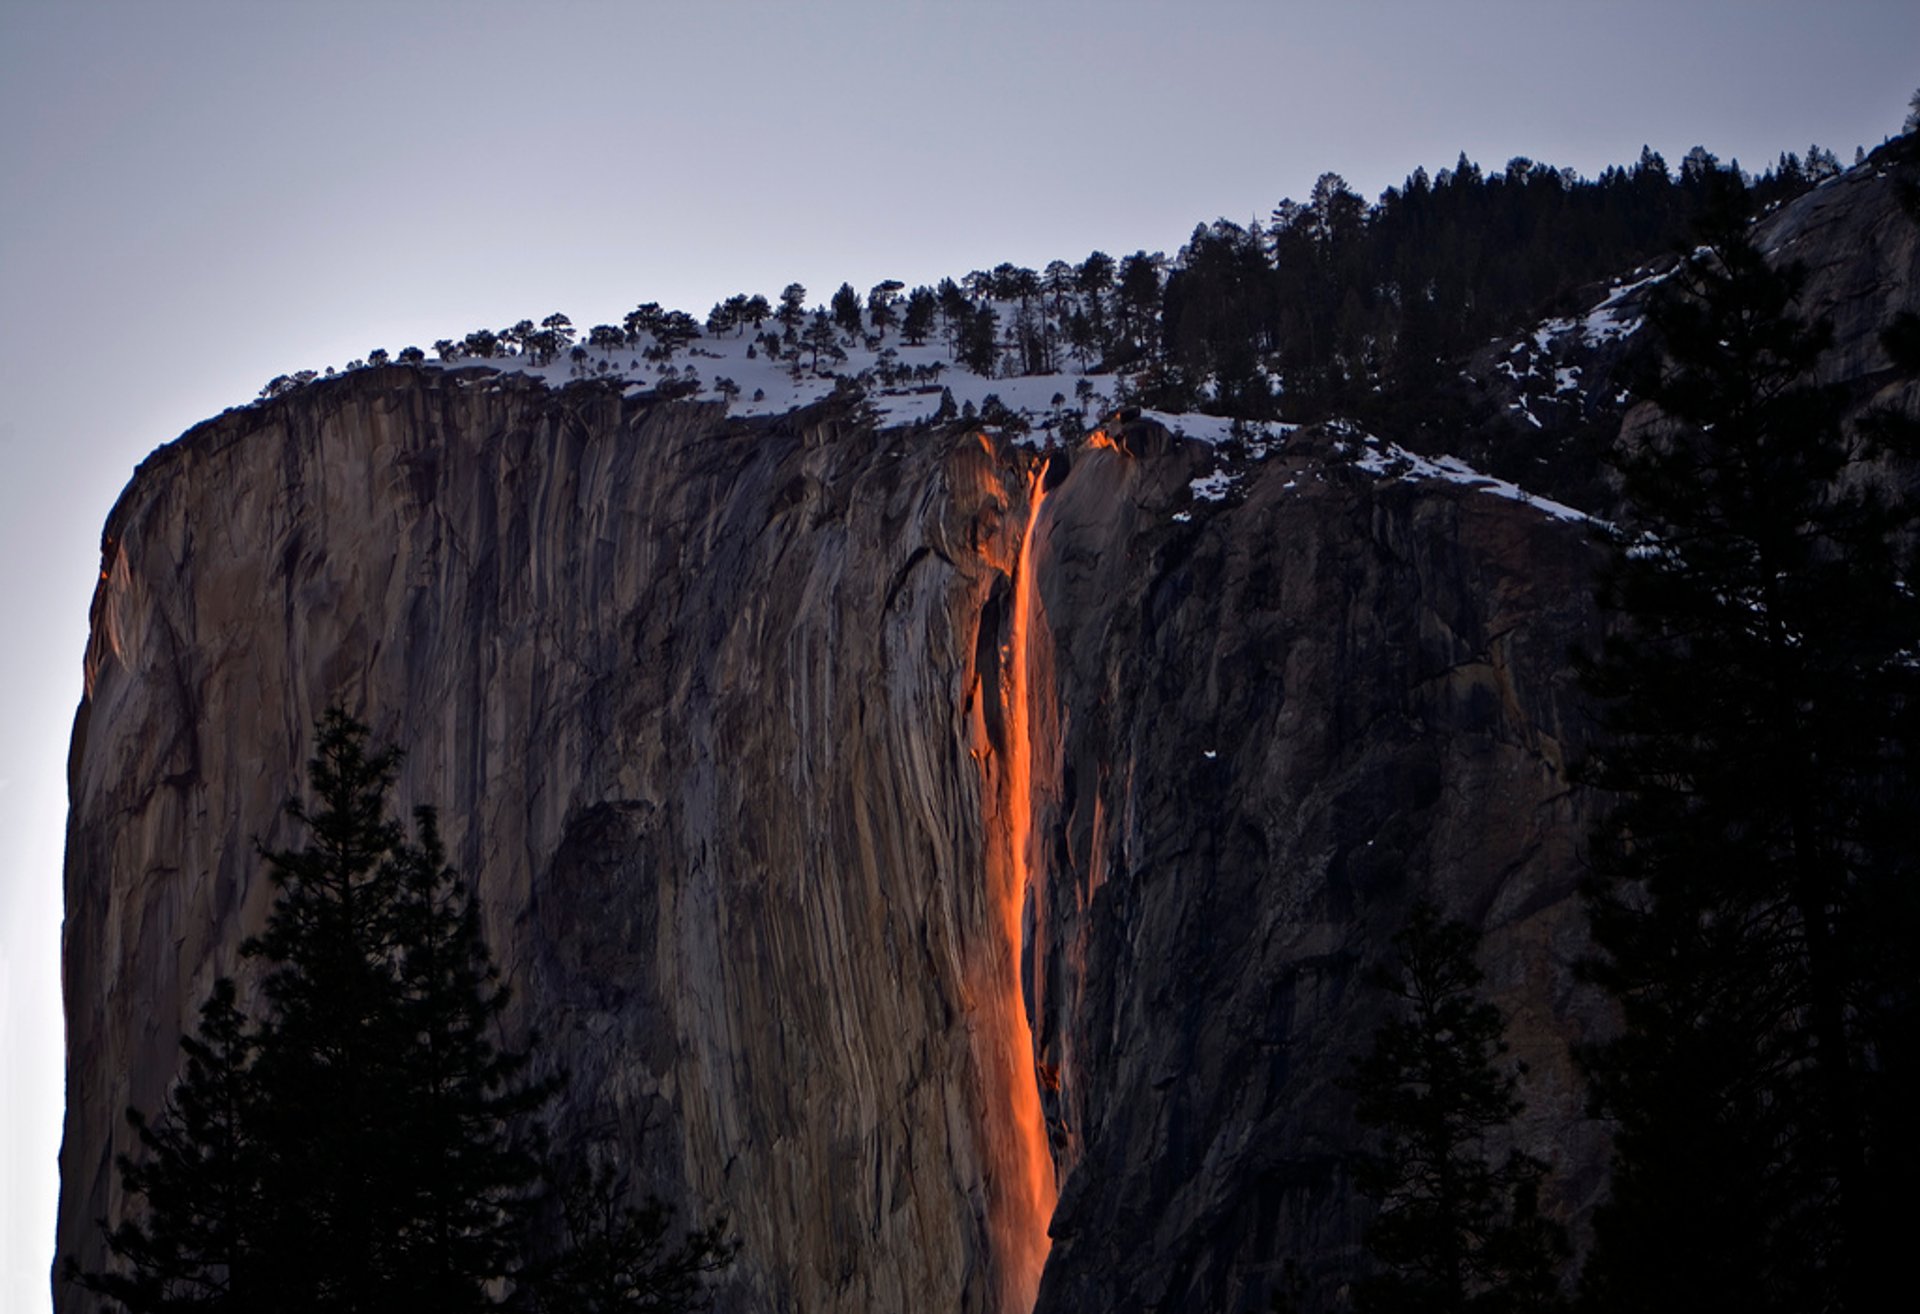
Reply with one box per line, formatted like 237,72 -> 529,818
901,286 -> 937,347
957,304 -> 999,376
72,711 -> 558,1313
866,280 -> 903,338
623,303 -> 665,345
801,310 -> 845,372
650,311 -> 702,360
775,284 -> 807,340
379,807 -> 558,1307
72,980 -> 265,1313
1343,901 -> 1566,1314
829,281 -> 863,336
1576,177 -> 1920,1313
1114,251 -> 1162,357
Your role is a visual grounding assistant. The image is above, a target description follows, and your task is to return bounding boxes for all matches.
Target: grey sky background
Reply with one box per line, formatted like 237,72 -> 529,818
3,2 -> 1914,1307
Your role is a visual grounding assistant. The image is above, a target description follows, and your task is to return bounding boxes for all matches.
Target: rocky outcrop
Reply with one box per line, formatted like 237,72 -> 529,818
60,363 -> 1616,1313
1755,142 -> 1920,399
1451,144 -> 1920,514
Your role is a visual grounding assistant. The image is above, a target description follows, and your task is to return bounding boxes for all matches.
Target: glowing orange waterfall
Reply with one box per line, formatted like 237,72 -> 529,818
974,458 -> 1059,1313
1007,459 -> 1059,1291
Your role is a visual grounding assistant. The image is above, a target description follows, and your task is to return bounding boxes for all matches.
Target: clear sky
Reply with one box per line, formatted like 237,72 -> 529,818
2,1 -> 1914,1308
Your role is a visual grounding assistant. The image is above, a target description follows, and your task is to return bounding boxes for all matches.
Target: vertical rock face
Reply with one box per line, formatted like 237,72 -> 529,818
61,369 -> 1610,1312
1753,156 -> 1920,395
1024,428 -> 1609,1309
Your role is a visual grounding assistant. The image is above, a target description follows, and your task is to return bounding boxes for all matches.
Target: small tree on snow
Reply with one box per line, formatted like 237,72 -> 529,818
867,280 -> 904,337
902,287 -> 937,346
776,284 -> 807,340
802,310 -> 845,372
661,311 -> 702,349
830,282 -> 863,337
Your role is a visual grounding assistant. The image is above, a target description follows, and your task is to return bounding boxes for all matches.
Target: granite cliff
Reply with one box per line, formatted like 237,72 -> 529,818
59,369 -> 1607,1313
60,151 -> 1919,1313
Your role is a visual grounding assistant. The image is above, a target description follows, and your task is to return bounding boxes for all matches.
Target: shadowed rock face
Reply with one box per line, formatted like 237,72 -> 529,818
60,366 -> 1614,1314
1026,428 -> 1611,1310
1754,151 -> 1920,397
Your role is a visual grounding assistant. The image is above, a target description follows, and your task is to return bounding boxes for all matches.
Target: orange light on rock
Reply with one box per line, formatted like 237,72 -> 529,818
1001,459 -> 1058,1310
970,457 -> 1060,1313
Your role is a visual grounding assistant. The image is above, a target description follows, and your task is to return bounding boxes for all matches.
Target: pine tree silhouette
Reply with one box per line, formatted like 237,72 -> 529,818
1343,900 -> 1566,1314
71,711 -> 557,1313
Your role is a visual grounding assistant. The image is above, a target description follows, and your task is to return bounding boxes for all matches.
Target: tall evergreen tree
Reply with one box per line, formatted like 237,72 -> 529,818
866,280 -> 904,338
1576,178 -> 1920,1313
1342,901 -> 1566,1314
72,711 -> 559,1313
382,808 -> 558,1306
74,980 -> 265,1313
1114,251 -> 1162,358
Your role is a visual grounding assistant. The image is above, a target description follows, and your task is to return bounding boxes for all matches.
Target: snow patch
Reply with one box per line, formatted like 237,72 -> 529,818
1508,400 -> 1545,429
1138,410 -> 1293,449
1190,469 -> 1238,502
1351,436 -> 1589,522
1511,265 -> 1667,362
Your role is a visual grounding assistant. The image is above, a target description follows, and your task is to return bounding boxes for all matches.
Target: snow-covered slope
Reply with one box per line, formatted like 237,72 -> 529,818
256,297 -> 1613,534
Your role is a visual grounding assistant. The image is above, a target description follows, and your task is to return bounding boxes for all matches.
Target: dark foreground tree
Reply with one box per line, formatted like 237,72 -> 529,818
77,980 -> 263,1314
527,1163 -> 736,1314
1576,178 -> 1920,1313
1342,900 -> 1566,1314
71,712 -> 558,1312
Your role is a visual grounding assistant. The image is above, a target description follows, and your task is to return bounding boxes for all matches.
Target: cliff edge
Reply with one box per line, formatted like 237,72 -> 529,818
61,363 -> 1612,1311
